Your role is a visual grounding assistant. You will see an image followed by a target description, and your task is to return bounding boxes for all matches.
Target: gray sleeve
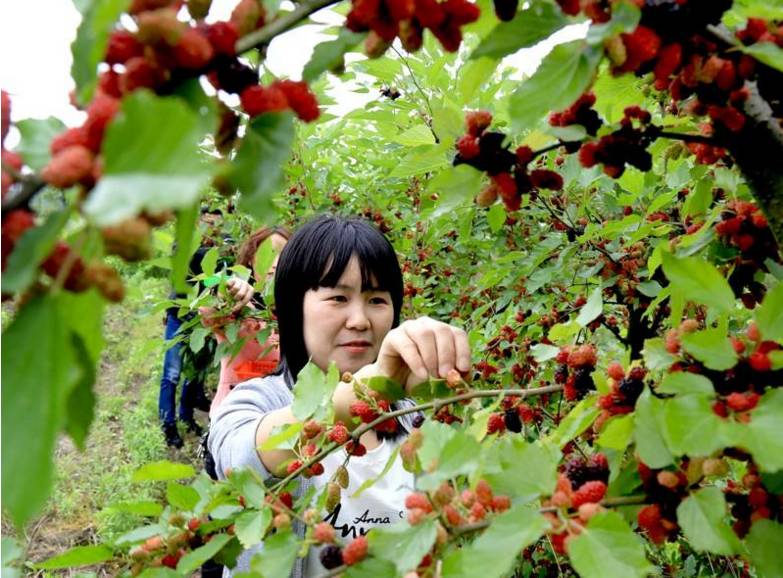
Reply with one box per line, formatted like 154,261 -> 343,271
208,375 -> 293,481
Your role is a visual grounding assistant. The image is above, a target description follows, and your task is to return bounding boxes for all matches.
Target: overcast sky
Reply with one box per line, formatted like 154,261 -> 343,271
0,0 -> 585,136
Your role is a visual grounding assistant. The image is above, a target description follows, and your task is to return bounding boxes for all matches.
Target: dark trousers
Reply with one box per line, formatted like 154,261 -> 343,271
158,308 -> 202,426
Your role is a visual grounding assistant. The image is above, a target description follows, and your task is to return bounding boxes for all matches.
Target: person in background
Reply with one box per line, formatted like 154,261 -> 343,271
159,208 -> 253,448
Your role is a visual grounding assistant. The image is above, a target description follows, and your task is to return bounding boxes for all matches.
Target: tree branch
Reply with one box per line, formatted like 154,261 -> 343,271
269,383 -> 565,492
235,0 -> 341,54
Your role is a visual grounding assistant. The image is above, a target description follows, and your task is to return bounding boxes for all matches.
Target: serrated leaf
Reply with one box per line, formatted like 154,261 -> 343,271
641,337 -> 676,371
248,529 -> 299,578
471,3 -> 567,59
576,286 -> 603,326
567,510 -> 653,578
291,361 -> 338,422
677,487 -> 740,555
739,41 -> 783,73
530,343 -> 561,362
106,501 -> 163,517
260,422 -> 303,451
114,524 -> 164,545
234,509 -> 272,549
442,505 -> 547,578
509,41 -> 602,133
597,414 -> 634,451
230,112 -> 296,221
484,439 -> 560,500
661,394 -> 726,457
393,124 -> 436,147
680,328 -> 738,371
391,144 -> 450,179
1,295 -> 80,527
736,388 -> 783,472
177,533 -> 232,575
302,29 -> 365,83
15,117 -> 66,170
549,395 -> 600,447
33,545 -> 114,569
70,0 -> 130,105
84,91 -> 213,226
746,519 -> 783,578
657,372 -> 715,395
132,461 -> 195,482
369,520 -> 437,574
756,282 -> 783,341
365,376 -> 405,402
661,253 -> 735,313
428,165 -> 484,218
418,429 -> 481,490
634,389 -> 673,468
1,210 -> 69,294
167,481 -> 200,511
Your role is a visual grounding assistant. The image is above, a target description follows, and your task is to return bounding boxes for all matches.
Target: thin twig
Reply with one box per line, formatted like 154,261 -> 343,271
390,46 -> 438,143
235,0 -> 341,54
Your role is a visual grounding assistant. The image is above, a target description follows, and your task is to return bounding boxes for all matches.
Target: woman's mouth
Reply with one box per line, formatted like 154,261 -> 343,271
340,341 -> 372,353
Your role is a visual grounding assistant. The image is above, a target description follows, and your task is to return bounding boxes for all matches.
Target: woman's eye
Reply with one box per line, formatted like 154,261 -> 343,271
329,295 -> 347,302
370,297 -> 388,305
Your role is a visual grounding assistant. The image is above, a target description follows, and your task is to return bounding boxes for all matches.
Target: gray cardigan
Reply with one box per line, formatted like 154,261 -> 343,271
208,373 -> 419,577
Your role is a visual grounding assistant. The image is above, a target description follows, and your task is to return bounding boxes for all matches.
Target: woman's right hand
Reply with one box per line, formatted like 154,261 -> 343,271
371,317 -> 471,392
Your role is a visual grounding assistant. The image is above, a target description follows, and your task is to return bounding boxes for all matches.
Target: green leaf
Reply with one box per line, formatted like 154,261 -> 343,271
63,335 -> 97,449
260,422 -> 303,451
15,117 -> 67,170
1,295 -> 78,526
177,533 -> 232,575
486,203 -> 506,232
393,124 -> 436,147
633,389 -> 673,468
303,30 -> 365,82
190,326 -> 209,354
138,569 -> 179,578
418,429 -> 482,491
530,343 -> 561,363
509,41 -> 602,133
248,529 -> 299,578
343,559 -> 397,578
365,376 -> 406,402
369,520 -> 437,574
441,505 -> 547,578
106,501 -> 163,517
458,57 -> 498,103
428,165 -> 484,218
253,237 -> 276,284
470,2 -> 567,59
33,544 -> 114,569
641,337 -> 676,371
680,328 -> 738,371
739,41 -> 783,73
576,286 -> 603,326
737,388 -> 783,472
597,414 -> 634,451
661,394 -> 726,457
132,461 -> 195,482
756,282 -> 783,341
114,524 -> 164,546
390,144 -> 450,179
746,519 -> 783,578
567,511 -> 653,578
677,487 -> 740,555
231,112 -> 296,221
1,210 -> 69,294
586,1 -> 641,45
549,395 -> 600,447
167,482 -> 200,511
657,372 -> 715,395
484,439 -> 560,500
660,253 -> 735,313
70,0 -> 130,105
234,509 -> 272,549
682,179 -> 713,218
200,247 -> 220,277
172,205 -> 199,295
84,91 -> 213,226
417,420 -> 457,472
291,361 -> 338,422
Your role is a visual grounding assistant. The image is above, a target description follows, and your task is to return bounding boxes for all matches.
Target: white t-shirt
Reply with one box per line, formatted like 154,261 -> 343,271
305,437 -> 414,577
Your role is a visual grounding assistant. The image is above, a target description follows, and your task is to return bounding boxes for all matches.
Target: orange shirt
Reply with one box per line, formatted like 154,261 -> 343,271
209,317 -> 280,418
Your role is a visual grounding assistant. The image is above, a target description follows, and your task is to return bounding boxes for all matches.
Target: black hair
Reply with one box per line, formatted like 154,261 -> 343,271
274,215 -> 403,382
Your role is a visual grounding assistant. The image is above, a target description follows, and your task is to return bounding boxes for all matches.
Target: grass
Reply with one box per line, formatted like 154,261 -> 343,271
6,270 -> 208,575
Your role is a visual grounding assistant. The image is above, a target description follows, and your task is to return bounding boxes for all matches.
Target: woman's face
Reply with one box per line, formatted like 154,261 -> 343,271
302,255 -> 394,374
253,233 -> 288,285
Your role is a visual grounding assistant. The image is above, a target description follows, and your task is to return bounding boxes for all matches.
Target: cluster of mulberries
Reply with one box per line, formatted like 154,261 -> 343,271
577,105 -> 654,178
597,363 -> 646,429
453,111 -> 564,211
346,0 -> 480,55
714,200 -> 781,307
553,344 -> 598,401
726,467 -> 782,538
636,462 -> 688,544
486,395 -> 539,435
